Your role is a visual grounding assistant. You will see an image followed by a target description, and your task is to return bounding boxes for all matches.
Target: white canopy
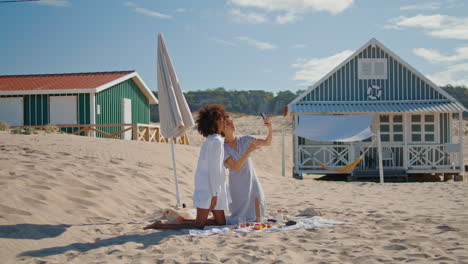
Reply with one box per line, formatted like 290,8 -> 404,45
293,114 -> 375,142
157,33 -> 194,138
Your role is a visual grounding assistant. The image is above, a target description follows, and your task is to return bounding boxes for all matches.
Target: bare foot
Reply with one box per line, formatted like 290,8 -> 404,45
143,220 -> 162,230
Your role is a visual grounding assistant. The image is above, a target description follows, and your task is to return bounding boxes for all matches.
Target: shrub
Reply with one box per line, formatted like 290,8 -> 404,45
44,125 -> 60,133
23,127 -> 37,135
11,127 -> 23,134
0,122 -> 10,131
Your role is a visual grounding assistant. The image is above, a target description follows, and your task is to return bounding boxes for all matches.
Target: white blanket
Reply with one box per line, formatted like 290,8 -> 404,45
187,216 -> 345,237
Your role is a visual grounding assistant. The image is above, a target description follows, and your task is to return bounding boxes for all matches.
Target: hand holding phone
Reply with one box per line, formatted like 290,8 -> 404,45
260,113 -> 266,121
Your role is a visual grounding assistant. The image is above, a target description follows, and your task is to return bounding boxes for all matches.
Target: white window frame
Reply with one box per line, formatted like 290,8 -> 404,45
379,114 -> 404,143
410,114 -> 438,143
358,58 -> 388,79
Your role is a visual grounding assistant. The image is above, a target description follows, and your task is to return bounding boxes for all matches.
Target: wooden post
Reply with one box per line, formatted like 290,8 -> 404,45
377,130 -> 384,183
155,127 -> 160,142
145,126 -> 150,141
403,113 -> 408,170
459,113 -> 465,179
132,124 -> 138,141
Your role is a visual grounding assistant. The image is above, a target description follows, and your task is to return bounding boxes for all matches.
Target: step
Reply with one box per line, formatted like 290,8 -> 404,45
351,169 -> 408,182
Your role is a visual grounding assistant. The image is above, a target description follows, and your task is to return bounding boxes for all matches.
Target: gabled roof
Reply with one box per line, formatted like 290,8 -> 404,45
288,38 -> 465,113
0,71 -> 158,104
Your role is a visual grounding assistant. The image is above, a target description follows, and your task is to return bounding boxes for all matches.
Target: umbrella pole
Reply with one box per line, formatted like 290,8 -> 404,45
171,140 -> 181,206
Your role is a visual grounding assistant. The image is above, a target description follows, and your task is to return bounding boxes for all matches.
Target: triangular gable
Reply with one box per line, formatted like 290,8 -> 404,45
95,72 -> 158,104
289,38 -> 461,106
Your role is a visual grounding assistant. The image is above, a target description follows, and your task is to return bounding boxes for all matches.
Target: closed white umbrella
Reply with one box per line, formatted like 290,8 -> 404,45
157,32 -> 195,206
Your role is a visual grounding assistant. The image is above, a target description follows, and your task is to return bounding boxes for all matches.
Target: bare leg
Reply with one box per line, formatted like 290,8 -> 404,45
254,198 -> 261,222
143,208 -> 210,230
212,210 -> 226,225
143,197 -> 225,230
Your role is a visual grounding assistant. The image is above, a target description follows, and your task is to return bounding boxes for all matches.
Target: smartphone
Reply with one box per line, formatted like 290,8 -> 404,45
260,113 -> 266,121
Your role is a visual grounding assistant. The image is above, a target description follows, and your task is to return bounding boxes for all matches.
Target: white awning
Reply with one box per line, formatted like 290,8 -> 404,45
294,115 -> 375,142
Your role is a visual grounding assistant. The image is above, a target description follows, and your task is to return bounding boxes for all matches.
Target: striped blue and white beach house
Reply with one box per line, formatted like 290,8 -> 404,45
287,38 -> 466,181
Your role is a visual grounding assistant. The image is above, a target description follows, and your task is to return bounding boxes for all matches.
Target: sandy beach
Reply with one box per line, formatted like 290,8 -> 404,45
1,115 -> 467,264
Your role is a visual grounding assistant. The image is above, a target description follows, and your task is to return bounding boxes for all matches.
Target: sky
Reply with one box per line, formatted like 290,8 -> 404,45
0,0 -> 467,94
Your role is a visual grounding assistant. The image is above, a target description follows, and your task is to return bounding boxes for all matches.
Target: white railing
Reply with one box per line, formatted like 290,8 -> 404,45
408,144 -> 459,169
299,144 -> 350,168
298,143 -> 460,171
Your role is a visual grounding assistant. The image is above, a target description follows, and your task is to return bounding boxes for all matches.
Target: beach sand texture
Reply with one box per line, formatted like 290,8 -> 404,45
0,115 -> 467,264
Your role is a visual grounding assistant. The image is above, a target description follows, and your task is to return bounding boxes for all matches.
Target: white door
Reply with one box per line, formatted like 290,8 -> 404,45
121,98 -> 132,140
0,97 -> 23,126
50,96 -> 77,124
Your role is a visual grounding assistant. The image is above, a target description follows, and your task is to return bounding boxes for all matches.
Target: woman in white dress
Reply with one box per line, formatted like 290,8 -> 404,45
144,104 -> 230,230
223,114 -> 272,223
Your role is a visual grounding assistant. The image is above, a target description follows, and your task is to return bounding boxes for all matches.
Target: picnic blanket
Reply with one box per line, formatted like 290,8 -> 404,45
187,216 -> 345,237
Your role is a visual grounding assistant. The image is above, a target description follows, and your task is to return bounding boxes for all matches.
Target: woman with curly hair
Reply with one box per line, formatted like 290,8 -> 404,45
223,113 -> 272,223
144,104 -> 230,230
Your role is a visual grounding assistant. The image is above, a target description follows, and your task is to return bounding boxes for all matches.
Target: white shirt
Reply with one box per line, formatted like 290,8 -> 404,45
192,134 -> 231,210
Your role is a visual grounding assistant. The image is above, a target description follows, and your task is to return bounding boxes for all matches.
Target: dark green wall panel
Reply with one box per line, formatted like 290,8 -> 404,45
95,78 -> 150,138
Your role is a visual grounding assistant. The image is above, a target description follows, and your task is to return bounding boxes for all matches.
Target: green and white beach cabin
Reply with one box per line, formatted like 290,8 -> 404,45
288,38 -> 466,180
0,71 -> 158,139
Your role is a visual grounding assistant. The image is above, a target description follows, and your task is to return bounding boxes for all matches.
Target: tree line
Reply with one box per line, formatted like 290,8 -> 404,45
150,88 -> 303,122
150,85 -> 468,122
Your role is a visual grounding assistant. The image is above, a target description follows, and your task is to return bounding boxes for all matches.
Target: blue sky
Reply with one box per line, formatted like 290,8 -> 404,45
0,0 -> 467,94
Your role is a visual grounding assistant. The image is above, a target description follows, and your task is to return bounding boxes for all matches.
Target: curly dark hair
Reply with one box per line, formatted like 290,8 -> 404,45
196,104 -> 226,137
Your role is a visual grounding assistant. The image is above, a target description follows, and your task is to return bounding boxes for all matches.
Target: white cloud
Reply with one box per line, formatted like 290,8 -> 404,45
414,46 -> 468,63
276,12 -> 300,24
387,14 -> 468,40
229,0 -> 354,15
211,37 -> 238,47
229,9 -> 269,24
124,2 -> 171,19
134,7 -> 171,19
36,0 -> 70,7
228,0 -> 353,24
426,63 -> 468,86
400,2 -> 440,10
388,14 -> 446,29
236,36 -> 277,50
413,45 -> 468,86
292,50 -> 354,85
429,19 -> 468,39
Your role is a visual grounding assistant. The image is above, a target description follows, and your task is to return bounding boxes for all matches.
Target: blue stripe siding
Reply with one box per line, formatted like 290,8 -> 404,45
299,46 -> 444,102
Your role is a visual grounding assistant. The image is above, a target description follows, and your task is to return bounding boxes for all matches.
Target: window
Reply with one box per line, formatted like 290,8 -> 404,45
50,96 -> 77,125
358,58 -> 388,79
379,114 -> 404,142
410,114 -> 435,143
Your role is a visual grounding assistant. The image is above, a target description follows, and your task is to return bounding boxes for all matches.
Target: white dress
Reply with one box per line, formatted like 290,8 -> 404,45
224,135 -> 266,224
192,134 -> 231,210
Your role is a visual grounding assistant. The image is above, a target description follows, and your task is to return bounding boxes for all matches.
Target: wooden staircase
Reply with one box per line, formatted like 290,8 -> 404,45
350,169 -> 408,182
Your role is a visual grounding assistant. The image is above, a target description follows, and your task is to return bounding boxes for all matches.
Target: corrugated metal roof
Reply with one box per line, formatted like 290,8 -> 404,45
290,101 -> 466,113
0,71 -> 134,91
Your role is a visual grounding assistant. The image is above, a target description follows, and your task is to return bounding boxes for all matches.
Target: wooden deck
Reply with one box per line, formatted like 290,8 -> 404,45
10,123 -> 190,145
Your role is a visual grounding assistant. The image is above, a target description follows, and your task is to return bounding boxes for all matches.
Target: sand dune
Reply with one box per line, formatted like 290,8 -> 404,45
0,115 -> 467,264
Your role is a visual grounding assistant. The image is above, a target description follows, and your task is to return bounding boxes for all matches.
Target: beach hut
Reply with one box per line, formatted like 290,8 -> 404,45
287,38 -> 466,180
0,71 -> 158,139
